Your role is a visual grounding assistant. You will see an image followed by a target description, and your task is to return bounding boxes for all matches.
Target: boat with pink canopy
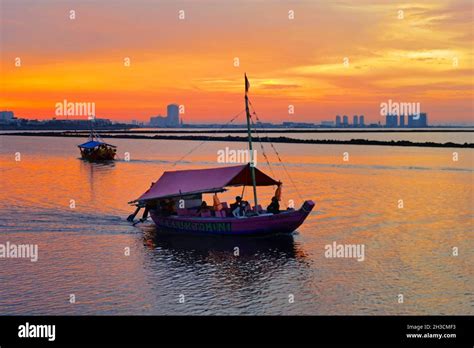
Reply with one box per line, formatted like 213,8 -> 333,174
127,75 -> 314,235
129,163 -> 314,235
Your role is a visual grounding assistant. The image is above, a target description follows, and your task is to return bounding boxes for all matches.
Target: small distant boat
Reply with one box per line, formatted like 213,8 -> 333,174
78,125 -> 116,161
128,74 -> 314,236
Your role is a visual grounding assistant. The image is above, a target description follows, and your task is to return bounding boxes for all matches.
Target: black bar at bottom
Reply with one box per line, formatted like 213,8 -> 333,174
0,316 -> 472,346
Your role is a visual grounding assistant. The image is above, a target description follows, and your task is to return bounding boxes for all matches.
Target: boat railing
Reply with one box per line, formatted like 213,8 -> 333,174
169,202 -> 293,219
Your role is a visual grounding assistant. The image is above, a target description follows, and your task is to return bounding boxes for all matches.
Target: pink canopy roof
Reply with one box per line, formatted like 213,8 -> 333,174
136,164 -> 279,202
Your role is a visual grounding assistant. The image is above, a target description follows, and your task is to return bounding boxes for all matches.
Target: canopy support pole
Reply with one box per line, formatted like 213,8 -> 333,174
241,185 -> 246,198
127,206 -> 141,222
244,73 -> 258,209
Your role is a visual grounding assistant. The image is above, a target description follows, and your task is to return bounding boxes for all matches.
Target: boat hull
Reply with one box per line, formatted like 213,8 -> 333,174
150,200 -> 315,236
80,149 -> 116,161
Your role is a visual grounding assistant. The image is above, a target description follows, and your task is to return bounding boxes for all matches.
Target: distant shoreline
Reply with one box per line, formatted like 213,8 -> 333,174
2,131 -> 473,148
2,128 -> 473,134
93,128 -> 474,134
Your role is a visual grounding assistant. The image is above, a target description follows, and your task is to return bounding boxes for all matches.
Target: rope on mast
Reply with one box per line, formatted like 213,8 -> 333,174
249,116 -> 276,179
244,73 -> 259,209
248,99 -> 304,201
170,109 -> 245,168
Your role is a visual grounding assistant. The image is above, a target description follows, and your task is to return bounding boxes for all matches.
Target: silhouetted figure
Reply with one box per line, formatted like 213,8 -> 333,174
197,201 -> 211,214
267,196 -> 280,214
230,196 -> 242,211
232,197 -> 250,217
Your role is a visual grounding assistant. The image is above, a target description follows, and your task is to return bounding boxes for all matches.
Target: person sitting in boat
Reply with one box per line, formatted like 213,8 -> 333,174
213,193 -> 223,211
230,196 -> 242,212
240,200 -> 250,215
197,201 -> 212,215
232,197 -> 250,217
266,196 -> 280,214
231,196 -> 243,217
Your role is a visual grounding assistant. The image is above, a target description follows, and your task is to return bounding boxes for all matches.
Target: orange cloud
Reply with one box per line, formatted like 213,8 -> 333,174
1,0 -> 472,124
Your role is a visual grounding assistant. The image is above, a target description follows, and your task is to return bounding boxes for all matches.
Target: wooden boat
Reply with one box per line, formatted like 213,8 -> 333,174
128,75 -> 314,236
78,128 -> 116,161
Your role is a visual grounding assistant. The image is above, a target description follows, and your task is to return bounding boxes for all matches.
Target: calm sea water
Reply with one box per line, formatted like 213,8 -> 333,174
0,135 -> 473,315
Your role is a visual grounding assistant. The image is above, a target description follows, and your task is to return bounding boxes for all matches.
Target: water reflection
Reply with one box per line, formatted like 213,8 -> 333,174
138,225 -> 314,314
79,158 -> 116,169
143,226 -> 309,275
148,225 -> 302,252
79,159 -> 116,197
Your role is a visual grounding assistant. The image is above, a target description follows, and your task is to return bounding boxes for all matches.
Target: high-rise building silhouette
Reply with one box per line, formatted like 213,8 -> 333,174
399,115 -> 405,127
385,114 -> 398,128
167,104 -> 180,127
342,115 -> 348,127
0,111 -> 14,123
419,113 -> 428,127
408,113 -> 428,127
359,115 -> 365,127
335,115 -> 341,127
150,104 -> 181,127
353,115 -> 358,127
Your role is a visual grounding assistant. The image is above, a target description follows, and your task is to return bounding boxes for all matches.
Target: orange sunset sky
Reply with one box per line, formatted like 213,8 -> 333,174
1,0 -> 473,124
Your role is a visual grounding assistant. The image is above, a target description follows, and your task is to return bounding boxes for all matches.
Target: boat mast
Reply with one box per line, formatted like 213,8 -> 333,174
88,116 -> 94,141
244,73 -> 258,209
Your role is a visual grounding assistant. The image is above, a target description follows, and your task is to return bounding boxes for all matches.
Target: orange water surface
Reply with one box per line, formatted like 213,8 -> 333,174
0,135 -> 472,314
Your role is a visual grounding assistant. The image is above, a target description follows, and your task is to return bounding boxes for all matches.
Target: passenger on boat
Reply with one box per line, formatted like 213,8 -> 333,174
213,193 -> 223,211
240,200 -> 250,215
197,201 -> 212,215
266,196 -> 280,214
232,197 -> 250,217
230,196 -> 242,211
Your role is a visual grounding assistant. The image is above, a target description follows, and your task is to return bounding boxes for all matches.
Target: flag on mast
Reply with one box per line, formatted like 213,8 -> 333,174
245,73 -> 250,93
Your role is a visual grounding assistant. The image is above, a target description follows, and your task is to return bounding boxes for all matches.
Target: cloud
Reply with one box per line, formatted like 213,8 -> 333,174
259,84 -> 301,90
